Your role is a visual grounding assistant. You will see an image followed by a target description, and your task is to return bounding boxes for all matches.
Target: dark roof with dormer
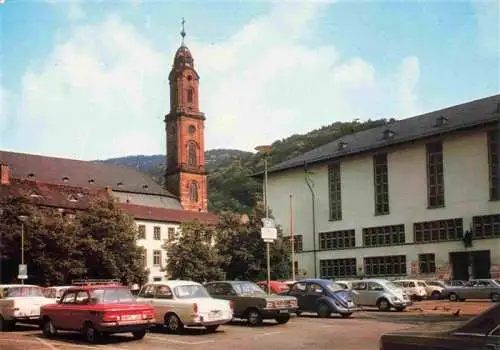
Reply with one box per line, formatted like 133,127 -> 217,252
259,94 -> 500,176
0,150 -> 178,199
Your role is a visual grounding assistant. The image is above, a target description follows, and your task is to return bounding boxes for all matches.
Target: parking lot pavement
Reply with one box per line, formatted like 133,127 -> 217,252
0,302 -> 493,350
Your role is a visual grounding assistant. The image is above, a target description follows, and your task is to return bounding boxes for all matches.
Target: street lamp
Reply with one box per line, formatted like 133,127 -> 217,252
17,215 -> 28,285
255,145 -> 274,295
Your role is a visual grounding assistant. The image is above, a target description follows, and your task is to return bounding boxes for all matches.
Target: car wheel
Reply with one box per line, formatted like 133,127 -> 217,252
246,308 -> 263,326
83,322 -> 100,344
449,293 -> 458,302
376,298 -> 390,311
317,302 -> 331,318
275,314 -> 290,324
295,311 -> 302,316
491,293 -> 500,302
132,329 -> 146,340
206,325 -> 219,333
431,291 -> 441,300
341,313 -> 352,318
42,318 -> 57,338
0,316 -> 14,332
165,313 -> 184,334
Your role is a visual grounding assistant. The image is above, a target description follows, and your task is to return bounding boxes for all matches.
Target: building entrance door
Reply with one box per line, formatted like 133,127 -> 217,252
450,250 -> 491,280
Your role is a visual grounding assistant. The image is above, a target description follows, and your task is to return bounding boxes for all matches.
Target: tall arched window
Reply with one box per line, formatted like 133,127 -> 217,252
187,88 -> 194,103
189,182 -> 198,202
188,142 -> 197,167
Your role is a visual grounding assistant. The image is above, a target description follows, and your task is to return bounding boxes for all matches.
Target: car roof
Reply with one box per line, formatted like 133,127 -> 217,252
297,278 -> 332,284
206,281 -> 254,285
350,279 -> 390,283
144,280 -> 200,287
66,284 -> 127,291
0,284 -> 39,288
45,286 -> 72,290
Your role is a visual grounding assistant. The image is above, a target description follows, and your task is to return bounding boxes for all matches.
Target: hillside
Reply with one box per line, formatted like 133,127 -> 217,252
101,118 -> 392,213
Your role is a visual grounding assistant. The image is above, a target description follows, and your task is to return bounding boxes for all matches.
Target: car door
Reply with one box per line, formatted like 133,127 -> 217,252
136,285 -> 156,322
366,282 -> 385,305
72,290 -> 91,330
206,283 -> 239,315
288,282 -> 308,311
305,283 -> 325,311
351,282 -> 368,305
53,291 -> 76,329
153,284 -> 175,323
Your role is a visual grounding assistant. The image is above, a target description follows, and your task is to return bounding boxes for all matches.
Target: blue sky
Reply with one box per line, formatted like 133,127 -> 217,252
0,0 -> 498,160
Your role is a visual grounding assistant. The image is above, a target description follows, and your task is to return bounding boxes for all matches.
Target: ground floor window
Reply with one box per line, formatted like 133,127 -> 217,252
418,253 -> 436,274
320,258 -> 357,278
364,255 -> 406,276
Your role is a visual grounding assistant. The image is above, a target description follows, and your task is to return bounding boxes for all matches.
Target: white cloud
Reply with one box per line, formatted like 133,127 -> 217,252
8,2 -> 421,160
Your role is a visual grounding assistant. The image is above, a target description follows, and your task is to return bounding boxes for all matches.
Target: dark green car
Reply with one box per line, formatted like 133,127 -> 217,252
205,281 -> 298,326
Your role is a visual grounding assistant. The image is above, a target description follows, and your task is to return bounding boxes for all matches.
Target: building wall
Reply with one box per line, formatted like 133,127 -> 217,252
267,129 -> 500,279
135,220 -> 180,282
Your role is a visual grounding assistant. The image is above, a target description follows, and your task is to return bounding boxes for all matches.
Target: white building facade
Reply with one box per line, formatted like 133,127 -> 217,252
264,95 -> 500,281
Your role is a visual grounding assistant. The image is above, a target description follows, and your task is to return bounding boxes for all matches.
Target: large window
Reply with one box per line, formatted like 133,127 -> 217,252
153,250 -> 161,266
373,153 -> 389,215
168,227 -> 176,241
364,255 -> 407,276
285,235 -> 303,252
426,141 -> 445,208
137,224 -> 146,239
319,230 -> 355,250
188,143 -> 197,167
320,258 -> 357,278
488,130 -> 499,201
154,226 -> 161,240
418,253 -> 436,274
362,224 -> 405,247
328,163 -> 342,221
189,182 -> 198,202
413,218 -> 463,243
472,214 -> 500,238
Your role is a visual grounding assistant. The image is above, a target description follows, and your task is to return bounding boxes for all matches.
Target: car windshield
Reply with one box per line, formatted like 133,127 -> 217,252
174,285 -> 210,299
43,289 -> 57,298
233,282 -> 265,294
426,281 -> 444,287
3,286 -> 44,297
417,282 -> 427,287
90,288 -> 135,304
325,282 -> 344,292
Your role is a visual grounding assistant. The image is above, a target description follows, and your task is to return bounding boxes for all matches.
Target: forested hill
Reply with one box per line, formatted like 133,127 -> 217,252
101,118 -> 393,213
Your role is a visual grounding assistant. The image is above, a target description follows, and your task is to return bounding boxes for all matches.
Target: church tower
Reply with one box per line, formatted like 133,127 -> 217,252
165,19 -> 208,212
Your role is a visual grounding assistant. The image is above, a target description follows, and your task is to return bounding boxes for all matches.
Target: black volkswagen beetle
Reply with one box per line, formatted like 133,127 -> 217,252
379,303 -> 500,350
286,278 -> 359,318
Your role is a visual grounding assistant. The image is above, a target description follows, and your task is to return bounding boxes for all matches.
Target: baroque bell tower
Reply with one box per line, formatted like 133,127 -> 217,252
165,19 -> 208,212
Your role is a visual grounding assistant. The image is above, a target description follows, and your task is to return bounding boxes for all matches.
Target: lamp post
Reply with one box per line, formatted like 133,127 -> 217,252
289,193 -> 295,281
17,215 -> 28,284
255,145 -> 274,295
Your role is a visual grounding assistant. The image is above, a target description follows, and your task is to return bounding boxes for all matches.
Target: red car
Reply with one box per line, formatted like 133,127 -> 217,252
40,283 -> 155,343
257,281 -> 290,295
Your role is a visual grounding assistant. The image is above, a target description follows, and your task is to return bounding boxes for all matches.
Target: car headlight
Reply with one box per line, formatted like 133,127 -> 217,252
391,296 -> 400,301
266,301 -> 276,309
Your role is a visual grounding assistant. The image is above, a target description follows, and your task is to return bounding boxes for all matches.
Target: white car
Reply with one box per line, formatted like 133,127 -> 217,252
136,280 -> 233,333
393,280 -> 428,300
0,284 -> 53,331
42,286 -> 72,303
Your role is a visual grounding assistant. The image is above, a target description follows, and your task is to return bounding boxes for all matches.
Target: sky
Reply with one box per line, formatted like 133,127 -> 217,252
0,0 -> 499,161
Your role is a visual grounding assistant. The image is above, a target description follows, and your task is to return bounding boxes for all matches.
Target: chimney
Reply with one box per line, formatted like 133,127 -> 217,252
0,164 -> 9,185
105,185 -> 113,195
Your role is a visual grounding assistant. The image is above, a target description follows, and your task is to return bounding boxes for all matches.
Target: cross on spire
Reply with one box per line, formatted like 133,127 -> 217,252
180,17 -> 186,45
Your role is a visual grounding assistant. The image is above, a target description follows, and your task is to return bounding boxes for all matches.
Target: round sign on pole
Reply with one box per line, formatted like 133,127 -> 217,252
261,227 -> 277,242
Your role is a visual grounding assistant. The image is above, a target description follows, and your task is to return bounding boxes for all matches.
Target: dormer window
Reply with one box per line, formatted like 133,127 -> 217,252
88,179 -> 95,184
68,194 -> 78,202
142,184 -> 149,190
338,141 -> 348,151
29,189 -> 41,198
62,176 -> 69,182
117,182 -> 124,188
383,129 -> 396,140
435,115 -> 448,126
27,173 -> 35,179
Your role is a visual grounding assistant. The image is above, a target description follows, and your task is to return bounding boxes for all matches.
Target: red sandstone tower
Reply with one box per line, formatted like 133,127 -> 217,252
165,20 -> 208,212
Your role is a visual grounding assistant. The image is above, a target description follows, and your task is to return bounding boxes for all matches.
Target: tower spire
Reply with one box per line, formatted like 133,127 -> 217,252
180,17 -> 186,45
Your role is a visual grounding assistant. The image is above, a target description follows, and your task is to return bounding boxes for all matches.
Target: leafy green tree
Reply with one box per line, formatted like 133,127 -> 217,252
164,221 -> 225,283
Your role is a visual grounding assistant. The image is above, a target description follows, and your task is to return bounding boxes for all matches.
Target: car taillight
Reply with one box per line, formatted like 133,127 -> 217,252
192,303 -> 198,313
100,312 -> 121,322
142,310 -> 154,319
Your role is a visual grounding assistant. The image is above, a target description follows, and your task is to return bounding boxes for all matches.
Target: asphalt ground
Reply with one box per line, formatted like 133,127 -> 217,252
0,300 -> 494,350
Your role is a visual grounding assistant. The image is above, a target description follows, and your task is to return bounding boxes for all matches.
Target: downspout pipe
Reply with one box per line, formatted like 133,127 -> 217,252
304,161 -> 317,278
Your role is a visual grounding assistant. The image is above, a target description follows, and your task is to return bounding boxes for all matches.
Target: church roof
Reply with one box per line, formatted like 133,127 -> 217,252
0,150 -> 177,199
120,203 -> 219,225
257,94 -> 500,176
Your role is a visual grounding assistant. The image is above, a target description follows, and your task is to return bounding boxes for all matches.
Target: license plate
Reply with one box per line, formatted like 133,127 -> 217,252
279,310 -> 288,314
121,314 -> 141,321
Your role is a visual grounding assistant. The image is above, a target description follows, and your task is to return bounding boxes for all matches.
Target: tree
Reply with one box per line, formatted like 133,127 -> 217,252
0,197 -> 148,286
164,221 -> 225,283
216,203 -> 291,281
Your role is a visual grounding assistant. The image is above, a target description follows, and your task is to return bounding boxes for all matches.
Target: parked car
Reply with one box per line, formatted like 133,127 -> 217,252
443,279 -> 500,302
393,280 -> 428,301
334,280 -> 353,290
136,280 -> 233,333
445,280 -> 467,287
286,279 -> 359,318
40,282 -> 155,343
43,286 -> 72,303
256,281 -> 290,295
350,279 -> 412,311
205,281 -> 298,326
0,284 -> 53,331
379,302 -> 500,349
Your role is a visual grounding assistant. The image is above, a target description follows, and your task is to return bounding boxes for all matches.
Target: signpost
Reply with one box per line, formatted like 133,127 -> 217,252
18,264 -> 27,280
